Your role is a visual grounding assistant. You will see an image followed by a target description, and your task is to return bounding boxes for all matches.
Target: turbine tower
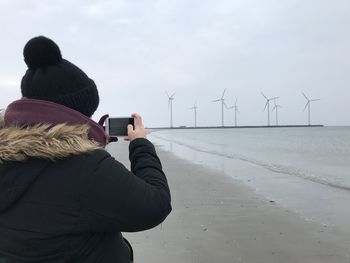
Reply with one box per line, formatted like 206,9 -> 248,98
190,102 -> 198,128
302,92 -> 320,126
261,92 -> 279,126
228,98 -> 239,127
272,99 -> 281,126
212,89 -> 227,127
166,91 -> 175,128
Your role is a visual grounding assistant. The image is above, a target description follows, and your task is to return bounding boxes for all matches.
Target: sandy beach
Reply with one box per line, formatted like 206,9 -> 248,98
107,140 -> 350,263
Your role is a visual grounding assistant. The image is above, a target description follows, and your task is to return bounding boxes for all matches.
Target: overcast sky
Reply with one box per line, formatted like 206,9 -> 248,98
0,0 -> 349,127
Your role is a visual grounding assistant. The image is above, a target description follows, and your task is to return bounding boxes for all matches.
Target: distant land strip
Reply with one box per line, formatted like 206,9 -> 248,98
146,125 -> 324,131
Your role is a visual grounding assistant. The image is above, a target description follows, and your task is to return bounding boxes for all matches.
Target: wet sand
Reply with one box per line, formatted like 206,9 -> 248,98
107,140 -> 350,263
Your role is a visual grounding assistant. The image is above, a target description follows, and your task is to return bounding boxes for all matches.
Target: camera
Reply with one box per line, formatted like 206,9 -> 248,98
105,117 -> 135,136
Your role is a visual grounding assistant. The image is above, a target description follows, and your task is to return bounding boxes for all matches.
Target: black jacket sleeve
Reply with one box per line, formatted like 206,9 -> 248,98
81,138 -> 172,233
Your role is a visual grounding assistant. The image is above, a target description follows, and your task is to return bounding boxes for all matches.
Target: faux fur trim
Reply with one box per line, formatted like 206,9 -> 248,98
0,114 -> 101,163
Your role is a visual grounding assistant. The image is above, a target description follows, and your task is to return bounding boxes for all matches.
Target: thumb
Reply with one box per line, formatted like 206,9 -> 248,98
127,124 -> 134,134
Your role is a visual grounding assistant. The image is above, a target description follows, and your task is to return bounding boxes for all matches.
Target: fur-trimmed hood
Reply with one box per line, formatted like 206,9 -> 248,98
0,114 -> 102,212
0,115 -> 101,163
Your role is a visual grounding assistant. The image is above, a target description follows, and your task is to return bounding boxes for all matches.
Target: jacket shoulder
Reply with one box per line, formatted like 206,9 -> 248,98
80,149 -> 113,167
87,148 -> 111,159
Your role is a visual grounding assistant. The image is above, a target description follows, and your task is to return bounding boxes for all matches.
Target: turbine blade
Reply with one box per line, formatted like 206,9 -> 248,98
302,92 -> 309,101
212,99 -> 221,102
221,89 -> 226,99
311,99 -> 320,102
271,96 -> 280,100
261,92 -> 268,100
303,102 -> 309,111
264,101 -> 269,111
171,92 -> 176,98
166,91 -> 170,98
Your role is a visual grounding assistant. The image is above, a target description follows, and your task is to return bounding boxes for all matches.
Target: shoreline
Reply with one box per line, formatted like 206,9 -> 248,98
107,141 -> 350,263
146,124 -> 324,132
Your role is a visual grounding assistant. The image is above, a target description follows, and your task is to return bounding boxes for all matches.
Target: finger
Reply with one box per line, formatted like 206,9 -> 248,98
127,124 -> 134,134
131,113 -> 142,120
132,114 -> 142,127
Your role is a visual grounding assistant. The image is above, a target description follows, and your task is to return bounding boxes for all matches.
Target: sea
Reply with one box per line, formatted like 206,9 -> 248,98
148,126 -> 350,233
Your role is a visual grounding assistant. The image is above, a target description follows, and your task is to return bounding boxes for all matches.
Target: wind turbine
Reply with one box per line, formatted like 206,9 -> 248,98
261,92 -> 279,126
212,89 -> 227,127
272,99 -> 282,126
190,101 -> 198,128
166,91 -> 175,128
302,92 -> 320,126
228,98 -> 239,127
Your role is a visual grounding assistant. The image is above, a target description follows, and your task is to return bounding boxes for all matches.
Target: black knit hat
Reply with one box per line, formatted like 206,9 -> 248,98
21,36 -> 99,117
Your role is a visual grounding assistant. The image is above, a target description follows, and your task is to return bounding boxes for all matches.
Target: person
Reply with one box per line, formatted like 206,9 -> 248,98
0,36 -> 171,262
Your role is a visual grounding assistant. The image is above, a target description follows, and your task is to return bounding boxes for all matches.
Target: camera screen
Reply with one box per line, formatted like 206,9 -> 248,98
108,118 -> 134,136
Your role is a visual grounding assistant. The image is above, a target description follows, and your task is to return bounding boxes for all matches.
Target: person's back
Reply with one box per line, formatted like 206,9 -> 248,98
0,36 -> 171,262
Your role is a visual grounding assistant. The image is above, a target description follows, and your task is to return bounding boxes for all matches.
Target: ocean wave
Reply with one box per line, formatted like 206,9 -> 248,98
151,134 -> 350,192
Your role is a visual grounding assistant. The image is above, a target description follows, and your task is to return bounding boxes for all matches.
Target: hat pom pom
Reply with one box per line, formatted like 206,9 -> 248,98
23,36 -> 62,69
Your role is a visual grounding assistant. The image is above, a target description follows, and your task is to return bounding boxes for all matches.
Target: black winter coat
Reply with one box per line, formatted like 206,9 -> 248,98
0,121 -> 171,262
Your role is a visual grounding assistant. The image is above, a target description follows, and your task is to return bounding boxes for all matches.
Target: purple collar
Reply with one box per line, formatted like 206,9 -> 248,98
4,98 -> 107,147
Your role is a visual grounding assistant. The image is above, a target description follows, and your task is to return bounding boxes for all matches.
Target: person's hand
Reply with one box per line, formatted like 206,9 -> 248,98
126,113 -> 146,142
